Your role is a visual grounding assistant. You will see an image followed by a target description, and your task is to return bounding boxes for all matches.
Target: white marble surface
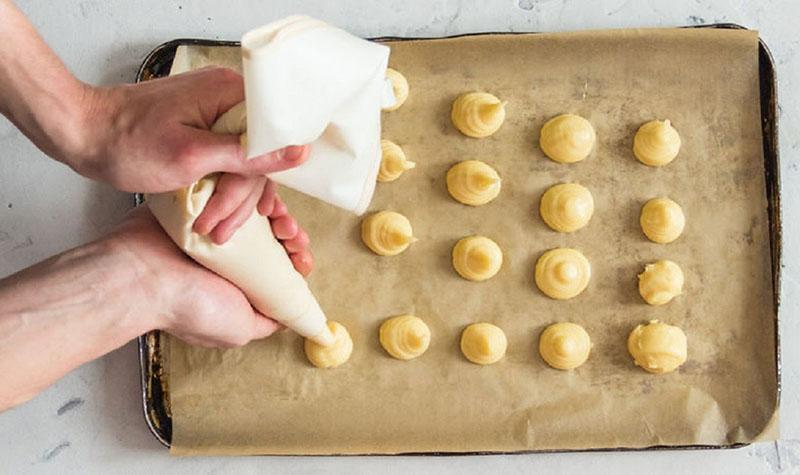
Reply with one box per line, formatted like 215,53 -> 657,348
0,0 -> 798,473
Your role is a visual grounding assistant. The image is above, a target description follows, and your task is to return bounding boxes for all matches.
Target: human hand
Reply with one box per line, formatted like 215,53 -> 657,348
110,205 -> 312,348
74,67 -> 310,243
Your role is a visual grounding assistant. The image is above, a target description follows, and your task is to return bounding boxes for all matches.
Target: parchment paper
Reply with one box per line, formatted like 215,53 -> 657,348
164,28 -> 777,455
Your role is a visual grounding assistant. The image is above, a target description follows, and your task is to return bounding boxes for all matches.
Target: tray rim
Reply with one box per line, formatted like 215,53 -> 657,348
135,23 -> 782,453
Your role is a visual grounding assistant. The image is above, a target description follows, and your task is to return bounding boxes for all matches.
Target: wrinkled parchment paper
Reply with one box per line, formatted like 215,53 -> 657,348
164,28 -> 777,455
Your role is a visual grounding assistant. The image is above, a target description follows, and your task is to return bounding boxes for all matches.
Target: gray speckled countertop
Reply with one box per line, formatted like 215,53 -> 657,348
1,1 -> 798,473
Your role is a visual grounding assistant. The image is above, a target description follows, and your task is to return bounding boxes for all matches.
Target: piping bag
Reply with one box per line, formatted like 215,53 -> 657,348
147,16 -> 393,346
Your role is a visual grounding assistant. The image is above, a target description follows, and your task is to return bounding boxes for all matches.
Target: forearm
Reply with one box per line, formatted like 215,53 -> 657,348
0,239 -> 157,411
0,0 -> 90,163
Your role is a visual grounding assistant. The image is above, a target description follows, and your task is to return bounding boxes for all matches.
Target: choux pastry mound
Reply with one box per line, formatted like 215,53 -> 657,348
361,211 -> 417,256
535,248 -> 591,300
539,183 -> 594,233
379,315 -> 431,360
627,320 -> 687,374
460,323 -> 507,365
539,114 -> 596,164
640,197 -> 685,244
446,160 -> 502,206
304,321 -> 353,369
383,68 -> 409,111
452,236 -> 503,282
451,92 -> 507,138
378,140 -> 416,182
539,322 -> 592,370
638,260 -> 684,306
633,119 -> 681,167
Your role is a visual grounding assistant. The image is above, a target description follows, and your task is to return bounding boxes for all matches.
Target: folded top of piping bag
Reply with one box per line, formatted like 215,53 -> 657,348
232,15 -> 394,215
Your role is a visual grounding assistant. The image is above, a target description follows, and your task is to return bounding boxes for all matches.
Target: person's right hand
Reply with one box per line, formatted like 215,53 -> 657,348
110,205 -> 312,348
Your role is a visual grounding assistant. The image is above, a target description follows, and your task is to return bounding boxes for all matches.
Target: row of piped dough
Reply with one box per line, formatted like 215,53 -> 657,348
304,317 -> 687,374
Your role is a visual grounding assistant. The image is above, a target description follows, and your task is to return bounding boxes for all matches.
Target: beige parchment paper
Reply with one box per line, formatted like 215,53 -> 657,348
164,28 -> 777,455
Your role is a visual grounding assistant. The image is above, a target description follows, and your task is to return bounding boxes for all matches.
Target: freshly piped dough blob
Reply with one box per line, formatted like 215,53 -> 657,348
640,197 -> 685,244
451,92 -> 507,138
304,321 -> 353,369
383,68 -> 409,111
452,236 -> 503,281
539,183 -> 594,233
361,211 -> 416,256
638,260 -> 685,306
446,160 -> 501,206
539,114 -> 596,164
539,323 -> 592,370
535,248 -> 591,300
379,315 -> 431,360
633,120 -> 681,167
460,323 -> 507,365
378,140 -> 416,182
627,320 -> 687,374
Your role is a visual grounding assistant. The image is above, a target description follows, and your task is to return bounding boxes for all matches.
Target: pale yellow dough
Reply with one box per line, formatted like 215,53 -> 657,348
539,114 -> 596,163
539,322 -> 592,370
446,160 -> 501,206
379,315 -> 431,360
304,321 -> 353,369
361,211 -> 417,256
535,248 -> 591,300
539,183 -> 594,233
452,236 -> 503,282
460,323 -> 507,365
627,320 -> 687,374
451,92 -> 507,138
640,197 -> 685,244
633,119 -> 681,167
638,260 -> 684,306
378,140 -> 416,182
383,68 -> 409,111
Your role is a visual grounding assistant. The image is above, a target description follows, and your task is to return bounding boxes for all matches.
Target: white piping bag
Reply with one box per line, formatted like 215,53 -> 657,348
147,16 -> 392,346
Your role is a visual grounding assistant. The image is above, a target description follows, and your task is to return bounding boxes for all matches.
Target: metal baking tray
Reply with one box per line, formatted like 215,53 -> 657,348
136,23 -> 781,451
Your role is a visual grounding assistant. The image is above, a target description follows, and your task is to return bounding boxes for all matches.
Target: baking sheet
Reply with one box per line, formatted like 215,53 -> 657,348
162,28 -> 777,455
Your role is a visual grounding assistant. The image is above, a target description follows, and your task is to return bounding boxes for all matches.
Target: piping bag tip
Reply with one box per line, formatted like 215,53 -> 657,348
311,325 -> 336,347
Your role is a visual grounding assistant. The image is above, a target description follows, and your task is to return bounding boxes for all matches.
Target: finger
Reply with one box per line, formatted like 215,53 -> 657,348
270,214 -> 299,241
250,312 -> 283,340
240,144 -> 310,175
289,249 -> 314,277
193,174 -> 259,235
256,179 -> 277,216
282,228 -> 310,254
208,177 -> 266,244
269,195 -> 288,218
192,67 -> 245,126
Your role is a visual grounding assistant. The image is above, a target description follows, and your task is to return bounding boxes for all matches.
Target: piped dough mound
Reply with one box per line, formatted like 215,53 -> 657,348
379,315 -> 431,360
460,323 -> 507,365
633,119 -> 681,167
640,197 -> 685,244
539,114 -> 596,163
539,183 -> 594,232
539,322 -> 592,370
452,236 -> 503,282
361,211 -> 417,256
378,140 -> 416,182
451,92 -> 507,138
638,260 -> 684,306
383,68 -> 409,111
446,160 -> 502,206
304,321 -> 353,369
627,320 -> 687,374
535,248 -> 591,300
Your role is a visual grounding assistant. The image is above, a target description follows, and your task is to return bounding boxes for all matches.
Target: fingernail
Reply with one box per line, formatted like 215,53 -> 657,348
281,145 -> 307,163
